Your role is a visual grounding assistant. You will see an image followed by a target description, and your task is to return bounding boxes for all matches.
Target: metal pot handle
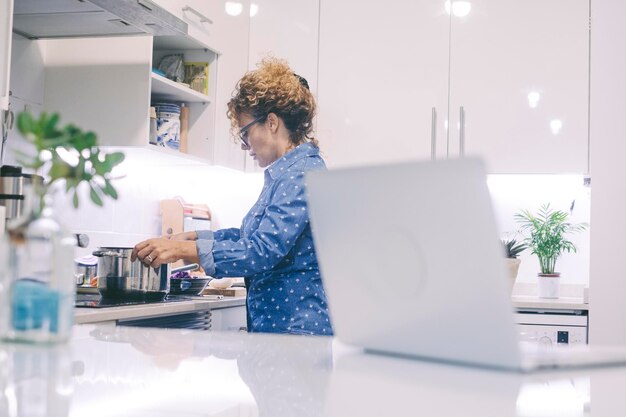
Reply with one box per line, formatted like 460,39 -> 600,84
92,250 -> 128,258
171,263 -> 200,274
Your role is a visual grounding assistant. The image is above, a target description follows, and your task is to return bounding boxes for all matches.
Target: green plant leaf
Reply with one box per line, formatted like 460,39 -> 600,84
102,180 -> 119,199
89,184 -> 103,207
105,152 -> 125,167
16,111 -> 34,136
72,190 -> 79,209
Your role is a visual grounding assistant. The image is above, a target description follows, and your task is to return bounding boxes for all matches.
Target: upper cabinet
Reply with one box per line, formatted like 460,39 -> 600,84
42,34 -> 218,162
448,0 -> 589,173
318,0 -> 590,174
317,1 -> 450,169
0,0 -> 13,111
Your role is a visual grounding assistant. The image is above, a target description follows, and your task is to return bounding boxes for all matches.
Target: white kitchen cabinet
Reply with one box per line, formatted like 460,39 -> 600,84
317,0 -> 589,174
42,35 -> 219,162
211,305 -> 247,331
0,0 -> 13,111
448,0 -> 589,173
152,0 -> 231,54
244,0 -> 320,172
151,1 -> 253,170
317,0 -> 450,168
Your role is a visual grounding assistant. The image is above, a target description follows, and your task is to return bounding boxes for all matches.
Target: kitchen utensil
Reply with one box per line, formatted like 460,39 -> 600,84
203,287 -> 246,297
93,247 -> 171,301
0,165 -> 43,221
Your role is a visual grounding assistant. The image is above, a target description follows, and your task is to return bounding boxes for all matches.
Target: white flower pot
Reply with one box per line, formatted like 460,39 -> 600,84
504,258 -> 521,293
537,273 -> 561,299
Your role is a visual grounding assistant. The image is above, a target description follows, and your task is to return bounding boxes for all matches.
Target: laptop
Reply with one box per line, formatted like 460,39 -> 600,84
306,157 -> 626,372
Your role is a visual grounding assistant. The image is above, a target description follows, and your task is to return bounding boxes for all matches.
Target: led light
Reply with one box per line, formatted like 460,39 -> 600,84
550,119 -> 563,135
527,91 -> 541,108
445,1 -> 472,17
225,2 -> 243,16
250,3 -> 259,17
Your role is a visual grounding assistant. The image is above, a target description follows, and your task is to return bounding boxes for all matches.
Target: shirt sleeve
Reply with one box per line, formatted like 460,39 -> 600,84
209,170 -> 310,278
196,229 -> 241,275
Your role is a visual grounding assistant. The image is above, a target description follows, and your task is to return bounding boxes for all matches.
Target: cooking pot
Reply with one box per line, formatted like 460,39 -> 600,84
93,247 -> 198,301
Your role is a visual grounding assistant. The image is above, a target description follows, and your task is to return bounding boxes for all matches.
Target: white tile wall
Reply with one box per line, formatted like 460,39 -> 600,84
50,151 -> 264,257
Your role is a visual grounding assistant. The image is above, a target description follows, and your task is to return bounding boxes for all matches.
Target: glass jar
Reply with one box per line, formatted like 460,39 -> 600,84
0,191 -> 75,344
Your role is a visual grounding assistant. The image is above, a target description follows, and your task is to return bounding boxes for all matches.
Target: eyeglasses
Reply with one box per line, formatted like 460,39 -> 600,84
238,115 -> 265,148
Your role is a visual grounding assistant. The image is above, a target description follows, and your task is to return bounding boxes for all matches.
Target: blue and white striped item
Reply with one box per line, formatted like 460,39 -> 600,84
153,102 -> 181,150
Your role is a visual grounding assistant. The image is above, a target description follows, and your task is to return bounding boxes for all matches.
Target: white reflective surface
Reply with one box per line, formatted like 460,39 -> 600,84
1,324 -> 625,416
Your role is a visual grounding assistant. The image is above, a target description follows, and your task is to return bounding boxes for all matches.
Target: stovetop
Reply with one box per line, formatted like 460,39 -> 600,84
75,293 -> 195,308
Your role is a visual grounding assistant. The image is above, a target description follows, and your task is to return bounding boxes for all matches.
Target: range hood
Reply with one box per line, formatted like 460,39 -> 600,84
12,0 -> 188,39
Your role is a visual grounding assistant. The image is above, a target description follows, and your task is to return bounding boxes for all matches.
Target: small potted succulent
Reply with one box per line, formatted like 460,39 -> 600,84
501,237 -> 527,291
515,204 -> 587,299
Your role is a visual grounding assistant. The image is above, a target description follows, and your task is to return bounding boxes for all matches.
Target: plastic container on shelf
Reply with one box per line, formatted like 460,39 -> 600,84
153,102 -> 181,150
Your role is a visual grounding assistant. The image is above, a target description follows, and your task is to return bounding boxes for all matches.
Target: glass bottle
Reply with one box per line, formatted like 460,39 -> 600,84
0,187 -> 75,344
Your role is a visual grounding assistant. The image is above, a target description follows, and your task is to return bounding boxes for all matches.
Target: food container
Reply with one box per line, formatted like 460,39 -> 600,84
74,255 -> 98,286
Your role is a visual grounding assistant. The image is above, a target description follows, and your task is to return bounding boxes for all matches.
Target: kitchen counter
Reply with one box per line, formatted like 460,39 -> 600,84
512,295 -> 588,311
74,296 -> 247,324
2,324 -> 626,416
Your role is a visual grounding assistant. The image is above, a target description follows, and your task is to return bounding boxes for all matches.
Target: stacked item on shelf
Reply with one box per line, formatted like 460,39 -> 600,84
152,102 -> 181,150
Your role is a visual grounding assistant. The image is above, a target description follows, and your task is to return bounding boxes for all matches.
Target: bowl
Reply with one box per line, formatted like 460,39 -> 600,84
169,277 -> 211,295
208,278 -> 234,290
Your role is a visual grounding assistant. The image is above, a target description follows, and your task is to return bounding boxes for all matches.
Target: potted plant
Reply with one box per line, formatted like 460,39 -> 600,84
501,238 -> 527,292
1,110 -> 124,344
515,204 -> 587,299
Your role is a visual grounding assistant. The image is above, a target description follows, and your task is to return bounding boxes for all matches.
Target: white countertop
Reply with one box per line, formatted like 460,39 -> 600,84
74,296 -> 247,324
3,324 -> 626,417
512,295 -> 588,311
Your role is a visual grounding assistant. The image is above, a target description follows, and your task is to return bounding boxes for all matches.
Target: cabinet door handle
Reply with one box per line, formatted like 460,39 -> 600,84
459,106 -> 465,157
0,0 -> 14,110
431,107 -> 437,160
182,6 -> 214,25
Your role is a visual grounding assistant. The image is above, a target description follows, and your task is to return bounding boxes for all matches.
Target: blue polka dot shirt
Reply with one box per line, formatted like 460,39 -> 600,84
196,142 -> 333,336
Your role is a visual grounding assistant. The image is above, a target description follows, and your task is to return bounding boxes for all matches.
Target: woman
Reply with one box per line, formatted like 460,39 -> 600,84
131,58 -> 333,336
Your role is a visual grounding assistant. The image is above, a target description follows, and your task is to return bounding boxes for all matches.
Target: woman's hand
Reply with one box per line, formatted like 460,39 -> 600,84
165,231 -> 198,241
131,237 -> 200,267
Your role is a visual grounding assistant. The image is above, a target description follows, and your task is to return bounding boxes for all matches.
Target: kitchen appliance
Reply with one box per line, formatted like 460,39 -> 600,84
516,308 -> 588,346
0,165 -> 41,221
12,0 -> 188,39
75,293 -> 194,308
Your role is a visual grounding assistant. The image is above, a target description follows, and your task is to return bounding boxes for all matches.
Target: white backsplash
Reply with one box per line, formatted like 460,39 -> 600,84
49,153 -> 590,285
488,174 -> 590,285
51,150 -> 264,257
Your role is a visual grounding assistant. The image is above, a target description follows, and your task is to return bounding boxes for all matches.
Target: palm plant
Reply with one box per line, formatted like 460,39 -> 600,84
501,238 -> 527,259
514,204 -> 587,275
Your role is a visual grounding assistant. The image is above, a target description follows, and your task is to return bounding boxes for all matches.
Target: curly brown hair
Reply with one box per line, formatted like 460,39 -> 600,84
227,57 -> 318,147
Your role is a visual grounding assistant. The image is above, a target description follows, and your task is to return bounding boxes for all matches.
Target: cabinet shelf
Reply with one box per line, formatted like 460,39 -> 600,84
151,72 -> 210,103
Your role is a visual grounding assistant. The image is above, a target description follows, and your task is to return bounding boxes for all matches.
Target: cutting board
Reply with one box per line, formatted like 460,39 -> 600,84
202,287 -> 246,297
